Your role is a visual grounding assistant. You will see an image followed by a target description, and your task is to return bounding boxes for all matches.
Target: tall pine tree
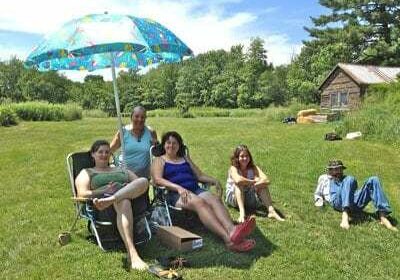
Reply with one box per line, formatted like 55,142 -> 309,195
306,0 -> 400,65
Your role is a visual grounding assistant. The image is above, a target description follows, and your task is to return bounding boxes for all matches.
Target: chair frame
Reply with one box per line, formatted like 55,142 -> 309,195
66,151 -> 151,251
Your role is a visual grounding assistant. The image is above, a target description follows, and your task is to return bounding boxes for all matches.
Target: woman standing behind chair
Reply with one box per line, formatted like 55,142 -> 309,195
110,106 -> 158,178
75,140 -> 149,270
226,145 -> 285,223
152,131 -> 257,252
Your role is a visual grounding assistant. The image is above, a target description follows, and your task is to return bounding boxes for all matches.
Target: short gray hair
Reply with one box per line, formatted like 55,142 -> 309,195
131,105 -> 146,118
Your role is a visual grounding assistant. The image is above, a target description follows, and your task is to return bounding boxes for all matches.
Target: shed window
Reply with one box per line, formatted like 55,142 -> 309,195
331,92 -> 348,107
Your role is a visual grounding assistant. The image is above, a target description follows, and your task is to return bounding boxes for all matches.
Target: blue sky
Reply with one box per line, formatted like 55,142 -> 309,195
0,0 -> 327,79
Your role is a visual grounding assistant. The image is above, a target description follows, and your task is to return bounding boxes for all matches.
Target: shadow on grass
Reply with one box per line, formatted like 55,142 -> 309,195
349,210 -> 398,226
142,211 -> 277,269
73,210 -> 277,270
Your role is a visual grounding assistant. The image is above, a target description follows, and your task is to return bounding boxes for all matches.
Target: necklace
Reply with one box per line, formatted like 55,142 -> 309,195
131,128 -> 144,142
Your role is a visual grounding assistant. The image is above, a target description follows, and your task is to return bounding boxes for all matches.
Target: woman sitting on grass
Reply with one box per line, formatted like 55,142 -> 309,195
226,145 -> 285,223
75,140 -> 149,270
151,131 -> 256,252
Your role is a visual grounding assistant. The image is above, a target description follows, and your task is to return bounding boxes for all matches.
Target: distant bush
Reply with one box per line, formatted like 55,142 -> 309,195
82,109 -> 109,118
335,82 -> 400,146
63,103 -> 83,121
147,102 -> 314,119
0,105 -> 18,126
10,102 -> 82,121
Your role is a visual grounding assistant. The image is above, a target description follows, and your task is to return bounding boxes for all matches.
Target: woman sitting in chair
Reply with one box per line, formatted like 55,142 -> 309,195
75,140 -> 149,270
151,131 -> 256,252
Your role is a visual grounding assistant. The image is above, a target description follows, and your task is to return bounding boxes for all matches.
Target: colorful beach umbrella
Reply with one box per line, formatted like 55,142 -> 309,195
25,13 -> 193,164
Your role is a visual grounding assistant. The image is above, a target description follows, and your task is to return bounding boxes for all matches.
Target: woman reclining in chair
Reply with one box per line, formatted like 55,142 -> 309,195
75,140 -> 149,270
151,131 -> 256,252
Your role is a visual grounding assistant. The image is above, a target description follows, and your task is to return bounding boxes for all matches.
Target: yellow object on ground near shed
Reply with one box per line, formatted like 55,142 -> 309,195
297,109 -> 328,124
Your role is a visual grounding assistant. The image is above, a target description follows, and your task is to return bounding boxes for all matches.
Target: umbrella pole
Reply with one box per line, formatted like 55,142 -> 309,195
110,53 -> 126,169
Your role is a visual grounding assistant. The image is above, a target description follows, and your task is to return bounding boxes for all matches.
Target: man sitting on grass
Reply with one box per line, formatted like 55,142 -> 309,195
314,160 -> 397,231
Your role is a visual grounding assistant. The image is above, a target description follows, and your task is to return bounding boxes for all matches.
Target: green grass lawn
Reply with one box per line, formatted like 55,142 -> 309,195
1,117 -> 400,279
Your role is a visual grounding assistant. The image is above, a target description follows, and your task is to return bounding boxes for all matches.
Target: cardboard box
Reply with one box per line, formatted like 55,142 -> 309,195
157,226 -> 203,251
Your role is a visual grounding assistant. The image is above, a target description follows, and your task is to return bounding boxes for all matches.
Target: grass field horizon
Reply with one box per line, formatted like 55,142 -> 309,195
1,117 -> 400,279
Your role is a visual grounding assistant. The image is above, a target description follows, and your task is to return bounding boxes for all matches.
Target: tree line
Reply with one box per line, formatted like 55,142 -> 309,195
1,1 -> 400,114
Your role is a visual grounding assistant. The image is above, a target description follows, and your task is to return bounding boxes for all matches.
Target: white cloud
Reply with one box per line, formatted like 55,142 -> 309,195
0,45 -> 28,62
262,35 -> 302,65
1,0 -> 302,80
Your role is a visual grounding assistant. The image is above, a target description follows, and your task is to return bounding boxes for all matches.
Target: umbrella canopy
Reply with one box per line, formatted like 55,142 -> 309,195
25,13 -> 193,165
25,14 -> 192,71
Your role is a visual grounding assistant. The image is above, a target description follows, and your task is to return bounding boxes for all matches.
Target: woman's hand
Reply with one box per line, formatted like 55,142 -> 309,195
177,187 -> 191,205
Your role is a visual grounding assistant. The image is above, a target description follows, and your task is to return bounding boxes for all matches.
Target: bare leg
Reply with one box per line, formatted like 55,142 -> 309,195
379,212 -> 398,231
340,210 -> 350,230
199,192 -> 235,233
114,199 -> 148,270
94,178 -> 148,210
256,185 -> 285,221
176,195 -> 232,244
233,186 -> 246,223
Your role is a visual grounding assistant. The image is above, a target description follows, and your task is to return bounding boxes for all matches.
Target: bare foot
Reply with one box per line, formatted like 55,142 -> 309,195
340,220 -> 350,230
340,211 -> 350,230
93,197 -> 115,210
380,216 -> 398,231
268,210 -> 285,221
131,259 -> 148,271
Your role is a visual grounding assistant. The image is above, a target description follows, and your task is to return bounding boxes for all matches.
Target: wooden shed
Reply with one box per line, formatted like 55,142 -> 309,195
319,63 -> 400,110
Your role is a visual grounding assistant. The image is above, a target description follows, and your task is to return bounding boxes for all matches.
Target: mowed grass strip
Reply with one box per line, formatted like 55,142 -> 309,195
1,117 -> 399,280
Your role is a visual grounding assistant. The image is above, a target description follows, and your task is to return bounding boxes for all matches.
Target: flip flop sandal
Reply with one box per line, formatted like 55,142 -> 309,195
228,238 -> 256,253
230,216 -> 256,244
148,264 -> 182,279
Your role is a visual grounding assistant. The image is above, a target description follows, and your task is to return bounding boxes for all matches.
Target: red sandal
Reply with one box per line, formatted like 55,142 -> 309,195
228,238 -> 256,252
230,216 -> 256,244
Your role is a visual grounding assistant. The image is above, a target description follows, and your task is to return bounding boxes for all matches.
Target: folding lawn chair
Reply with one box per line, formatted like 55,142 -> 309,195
149,144 -> 209,229
66,151 -> 151,251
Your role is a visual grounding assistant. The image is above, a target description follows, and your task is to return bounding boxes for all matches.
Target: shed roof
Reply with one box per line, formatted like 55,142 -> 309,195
319,63 -> 400,90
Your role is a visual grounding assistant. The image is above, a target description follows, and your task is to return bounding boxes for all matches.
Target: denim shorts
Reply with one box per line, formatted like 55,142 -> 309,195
166,187 -> 206,207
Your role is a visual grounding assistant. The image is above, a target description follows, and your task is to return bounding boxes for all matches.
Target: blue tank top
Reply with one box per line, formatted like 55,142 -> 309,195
163,160 -> 199,192
119,125 -> 152,178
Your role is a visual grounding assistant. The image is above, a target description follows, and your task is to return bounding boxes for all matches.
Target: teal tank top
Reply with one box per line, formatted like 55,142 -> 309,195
119,125 -> 152,178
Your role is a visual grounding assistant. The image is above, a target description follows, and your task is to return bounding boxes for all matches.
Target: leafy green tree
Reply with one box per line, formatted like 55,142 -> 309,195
237,37 -> 271,108
0,58 -> 25,102
258,65 -> 289,106
209,45 -> 245,108
117,70 -> 143,112
78,75 -> 113,114
140,63 -> 179,109
18,70 -> 71,103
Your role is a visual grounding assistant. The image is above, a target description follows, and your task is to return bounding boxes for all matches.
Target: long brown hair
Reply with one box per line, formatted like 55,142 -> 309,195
230,144 -> 256,171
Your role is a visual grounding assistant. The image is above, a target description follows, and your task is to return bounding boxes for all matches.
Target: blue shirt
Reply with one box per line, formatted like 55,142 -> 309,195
119,125 -> 152,178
